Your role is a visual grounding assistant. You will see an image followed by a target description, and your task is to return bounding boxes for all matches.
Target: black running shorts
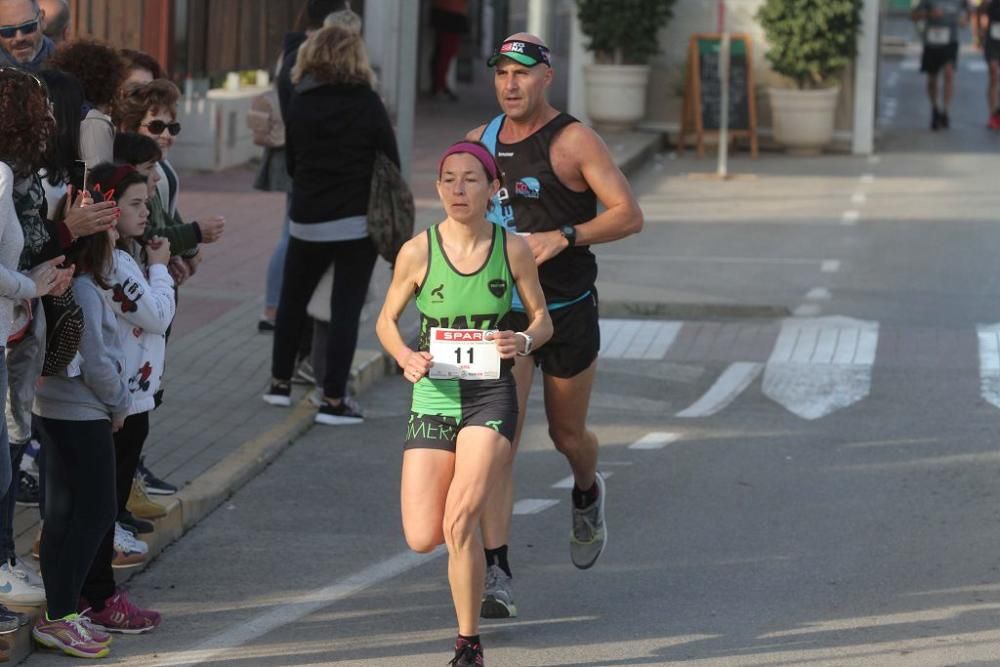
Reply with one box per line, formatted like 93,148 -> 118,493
404,376 -> 518,452
922,43 -> 959,74
503,291 -> 600,379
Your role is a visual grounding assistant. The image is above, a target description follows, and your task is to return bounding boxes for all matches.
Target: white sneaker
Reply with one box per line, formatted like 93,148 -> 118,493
114,523 -> 148,555
0,559 -> 46,605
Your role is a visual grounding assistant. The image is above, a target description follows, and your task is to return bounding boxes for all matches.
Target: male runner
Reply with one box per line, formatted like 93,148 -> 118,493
912,0 -> 971,130
467,33 -> 644,619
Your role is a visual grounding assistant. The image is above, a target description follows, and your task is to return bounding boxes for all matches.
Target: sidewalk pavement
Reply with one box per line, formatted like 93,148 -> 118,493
5,83 -> 663,662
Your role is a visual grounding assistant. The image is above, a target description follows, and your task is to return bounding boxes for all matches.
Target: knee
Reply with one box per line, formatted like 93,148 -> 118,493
548,422 -> 585,454
406,532 -> 443,554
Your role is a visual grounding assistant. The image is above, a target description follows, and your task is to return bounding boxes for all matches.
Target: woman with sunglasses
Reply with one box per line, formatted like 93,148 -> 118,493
115,79 -> 225,285
48,38 -> 127,168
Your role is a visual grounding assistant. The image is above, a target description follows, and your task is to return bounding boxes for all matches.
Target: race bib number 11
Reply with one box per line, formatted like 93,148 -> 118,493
926,26 -> 951,45
428,328 -> 501,380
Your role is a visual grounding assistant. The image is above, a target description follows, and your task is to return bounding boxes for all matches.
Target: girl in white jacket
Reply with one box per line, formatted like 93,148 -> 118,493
77,164 -> 174,634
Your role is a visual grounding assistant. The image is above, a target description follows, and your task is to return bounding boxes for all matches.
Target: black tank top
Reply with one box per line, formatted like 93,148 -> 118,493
484,113 -> 598,304
989,0 -> 1000,26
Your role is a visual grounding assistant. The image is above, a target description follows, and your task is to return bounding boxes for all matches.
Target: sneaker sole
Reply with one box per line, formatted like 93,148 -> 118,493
91,621 -> 158,635
314,414 -> 364,426
15,500 -> 39,507
144,487 -> 177,496
480,597 -> 517,619
112,559 -> 146,569
262,394 -> 292,407
33,631 -> 110,658
0,593 -> 46,606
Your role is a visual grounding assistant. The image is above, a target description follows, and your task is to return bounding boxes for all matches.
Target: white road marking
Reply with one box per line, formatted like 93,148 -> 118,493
805,287 -> 832,301
868,155 -> 881,165
968,60 -> 987,73
513,499 -> 560,515
977,324 -> 1000,409
599,319 -> 682,360
821,260 -> 841,273
628,432 -> 681,449
763,316 -> 880,420
793,304 -> 823,317
598,254 -> 825,267
851,192 -> 867,205
167,548 -> 445,666
860,173 -> 876,184
841,210 -> 860,225
900,58 -> 919,71
676,362 -> 763,418
553,471 -> 615,489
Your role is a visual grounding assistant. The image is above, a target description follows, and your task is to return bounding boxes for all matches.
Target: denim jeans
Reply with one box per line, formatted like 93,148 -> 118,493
265,195 -> 292,310
0,349 -> 14,558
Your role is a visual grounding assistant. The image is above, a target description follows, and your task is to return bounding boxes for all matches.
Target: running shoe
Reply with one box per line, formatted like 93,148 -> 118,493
570,471 -> 607,570
0,604 -> 21,633
81,588 -> 160,634
257,318 -> 275,333
315,397 -> 364,426
940,110 -> 950,129
16,470 -> 39,507
0,559 -> 45,605
137,457 -> 177,495
115,523 -> 148,555
262,381 -> 292,407
32,614 -> 109,658
127,477 -> 167,519
448,637 -> 484,666
74,611 -> 112,645
480,564 -> 517,619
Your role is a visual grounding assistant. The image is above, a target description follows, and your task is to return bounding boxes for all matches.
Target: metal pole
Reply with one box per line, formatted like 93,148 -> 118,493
717,1 -> 730,179
396,1 -> 419,182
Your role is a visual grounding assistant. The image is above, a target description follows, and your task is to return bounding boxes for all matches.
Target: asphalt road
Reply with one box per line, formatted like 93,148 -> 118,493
25,36 -> 1000,667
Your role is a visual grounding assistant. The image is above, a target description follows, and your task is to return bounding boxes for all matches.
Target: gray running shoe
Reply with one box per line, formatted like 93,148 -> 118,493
570,471 -> 607,570
480,564 -> 517,618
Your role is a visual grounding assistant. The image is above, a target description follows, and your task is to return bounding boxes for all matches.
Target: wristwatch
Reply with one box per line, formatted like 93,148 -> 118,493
559,224 -> 576,248
515,332 -> 533,356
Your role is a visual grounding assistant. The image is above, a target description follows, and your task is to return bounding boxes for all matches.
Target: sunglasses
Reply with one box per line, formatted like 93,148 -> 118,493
0,66 -> 45,92
0,14 -> 39,40
142,120 -> 181,136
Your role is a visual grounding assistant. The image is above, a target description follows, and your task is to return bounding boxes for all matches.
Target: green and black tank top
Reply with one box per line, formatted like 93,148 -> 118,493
412,223 -> 514,416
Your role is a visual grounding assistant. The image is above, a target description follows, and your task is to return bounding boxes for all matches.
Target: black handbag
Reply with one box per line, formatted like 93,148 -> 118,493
41,286 -> 84,376
367,151 -> 415,265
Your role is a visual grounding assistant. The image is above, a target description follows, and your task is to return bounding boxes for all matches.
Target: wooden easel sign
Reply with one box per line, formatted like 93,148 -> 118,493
680,33 -> 759,158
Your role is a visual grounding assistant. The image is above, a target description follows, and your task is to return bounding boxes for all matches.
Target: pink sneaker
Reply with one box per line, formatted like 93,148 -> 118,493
81,588 -> 160,634
32,613 -> 110,659
75,609 -> 113,645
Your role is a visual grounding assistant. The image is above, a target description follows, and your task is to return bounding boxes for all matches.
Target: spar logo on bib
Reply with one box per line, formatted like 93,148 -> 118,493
515,177 -> 540,200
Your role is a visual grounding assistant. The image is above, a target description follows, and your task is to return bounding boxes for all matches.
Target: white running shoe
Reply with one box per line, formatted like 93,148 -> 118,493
0,559 -> 46,605
114,523 -> 148,556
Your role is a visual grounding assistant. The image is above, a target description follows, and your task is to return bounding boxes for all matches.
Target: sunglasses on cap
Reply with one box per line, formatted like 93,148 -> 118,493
0,66 -> 43,89
142,120 -> 181,136
0,13 -> 39,40
487,40 -> 551,68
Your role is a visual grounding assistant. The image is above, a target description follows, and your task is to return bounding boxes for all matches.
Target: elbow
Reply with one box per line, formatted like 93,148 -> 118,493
626,203 -> 644,236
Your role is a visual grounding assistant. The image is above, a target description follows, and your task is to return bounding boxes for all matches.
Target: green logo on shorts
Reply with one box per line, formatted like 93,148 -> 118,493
485,420 -> 503,432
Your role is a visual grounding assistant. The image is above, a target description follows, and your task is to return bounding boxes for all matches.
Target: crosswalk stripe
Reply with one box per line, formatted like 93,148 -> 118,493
599,319 -> 682,360
628,432 -> 681,449
978,324 -> 1000,408
513,499 -> 559,515
677,362 -> 763,418
552,471 -> 615,489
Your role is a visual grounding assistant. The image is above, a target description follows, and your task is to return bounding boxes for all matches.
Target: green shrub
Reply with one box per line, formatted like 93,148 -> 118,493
575,0 -> 678,65
756,0 -> 862,89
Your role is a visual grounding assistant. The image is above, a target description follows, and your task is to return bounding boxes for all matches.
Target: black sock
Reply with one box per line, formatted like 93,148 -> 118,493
458,634 -> 481,647
484,545 -> 511,578
572,480 -> 600,509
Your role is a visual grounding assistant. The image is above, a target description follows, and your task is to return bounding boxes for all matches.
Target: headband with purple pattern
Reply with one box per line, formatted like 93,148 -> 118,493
438,141 -> 499,181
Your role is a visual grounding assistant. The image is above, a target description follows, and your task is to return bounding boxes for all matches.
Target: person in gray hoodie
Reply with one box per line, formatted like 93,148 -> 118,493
31,224 -> 128,658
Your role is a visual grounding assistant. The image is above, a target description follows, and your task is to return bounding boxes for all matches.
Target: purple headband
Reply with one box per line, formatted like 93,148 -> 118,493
438,142 -> 499,181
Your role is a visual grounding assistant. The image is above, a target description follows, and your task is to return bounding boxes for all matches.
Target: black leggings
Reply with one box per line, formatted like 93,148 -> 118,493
35,416 -> 117,619
81,412 -> 149,609
271,236 -> 378,399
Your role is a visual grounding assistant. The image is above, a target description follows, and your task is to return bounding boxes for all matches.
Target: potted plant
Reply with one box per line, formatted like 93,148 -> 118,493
756,0 -> 862,153
576,0 -> 678,130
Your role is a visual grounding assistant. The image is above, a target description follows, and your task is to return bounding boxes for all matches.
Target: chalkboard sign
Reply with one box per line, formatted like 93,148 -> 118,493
680,33 -> 758,158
